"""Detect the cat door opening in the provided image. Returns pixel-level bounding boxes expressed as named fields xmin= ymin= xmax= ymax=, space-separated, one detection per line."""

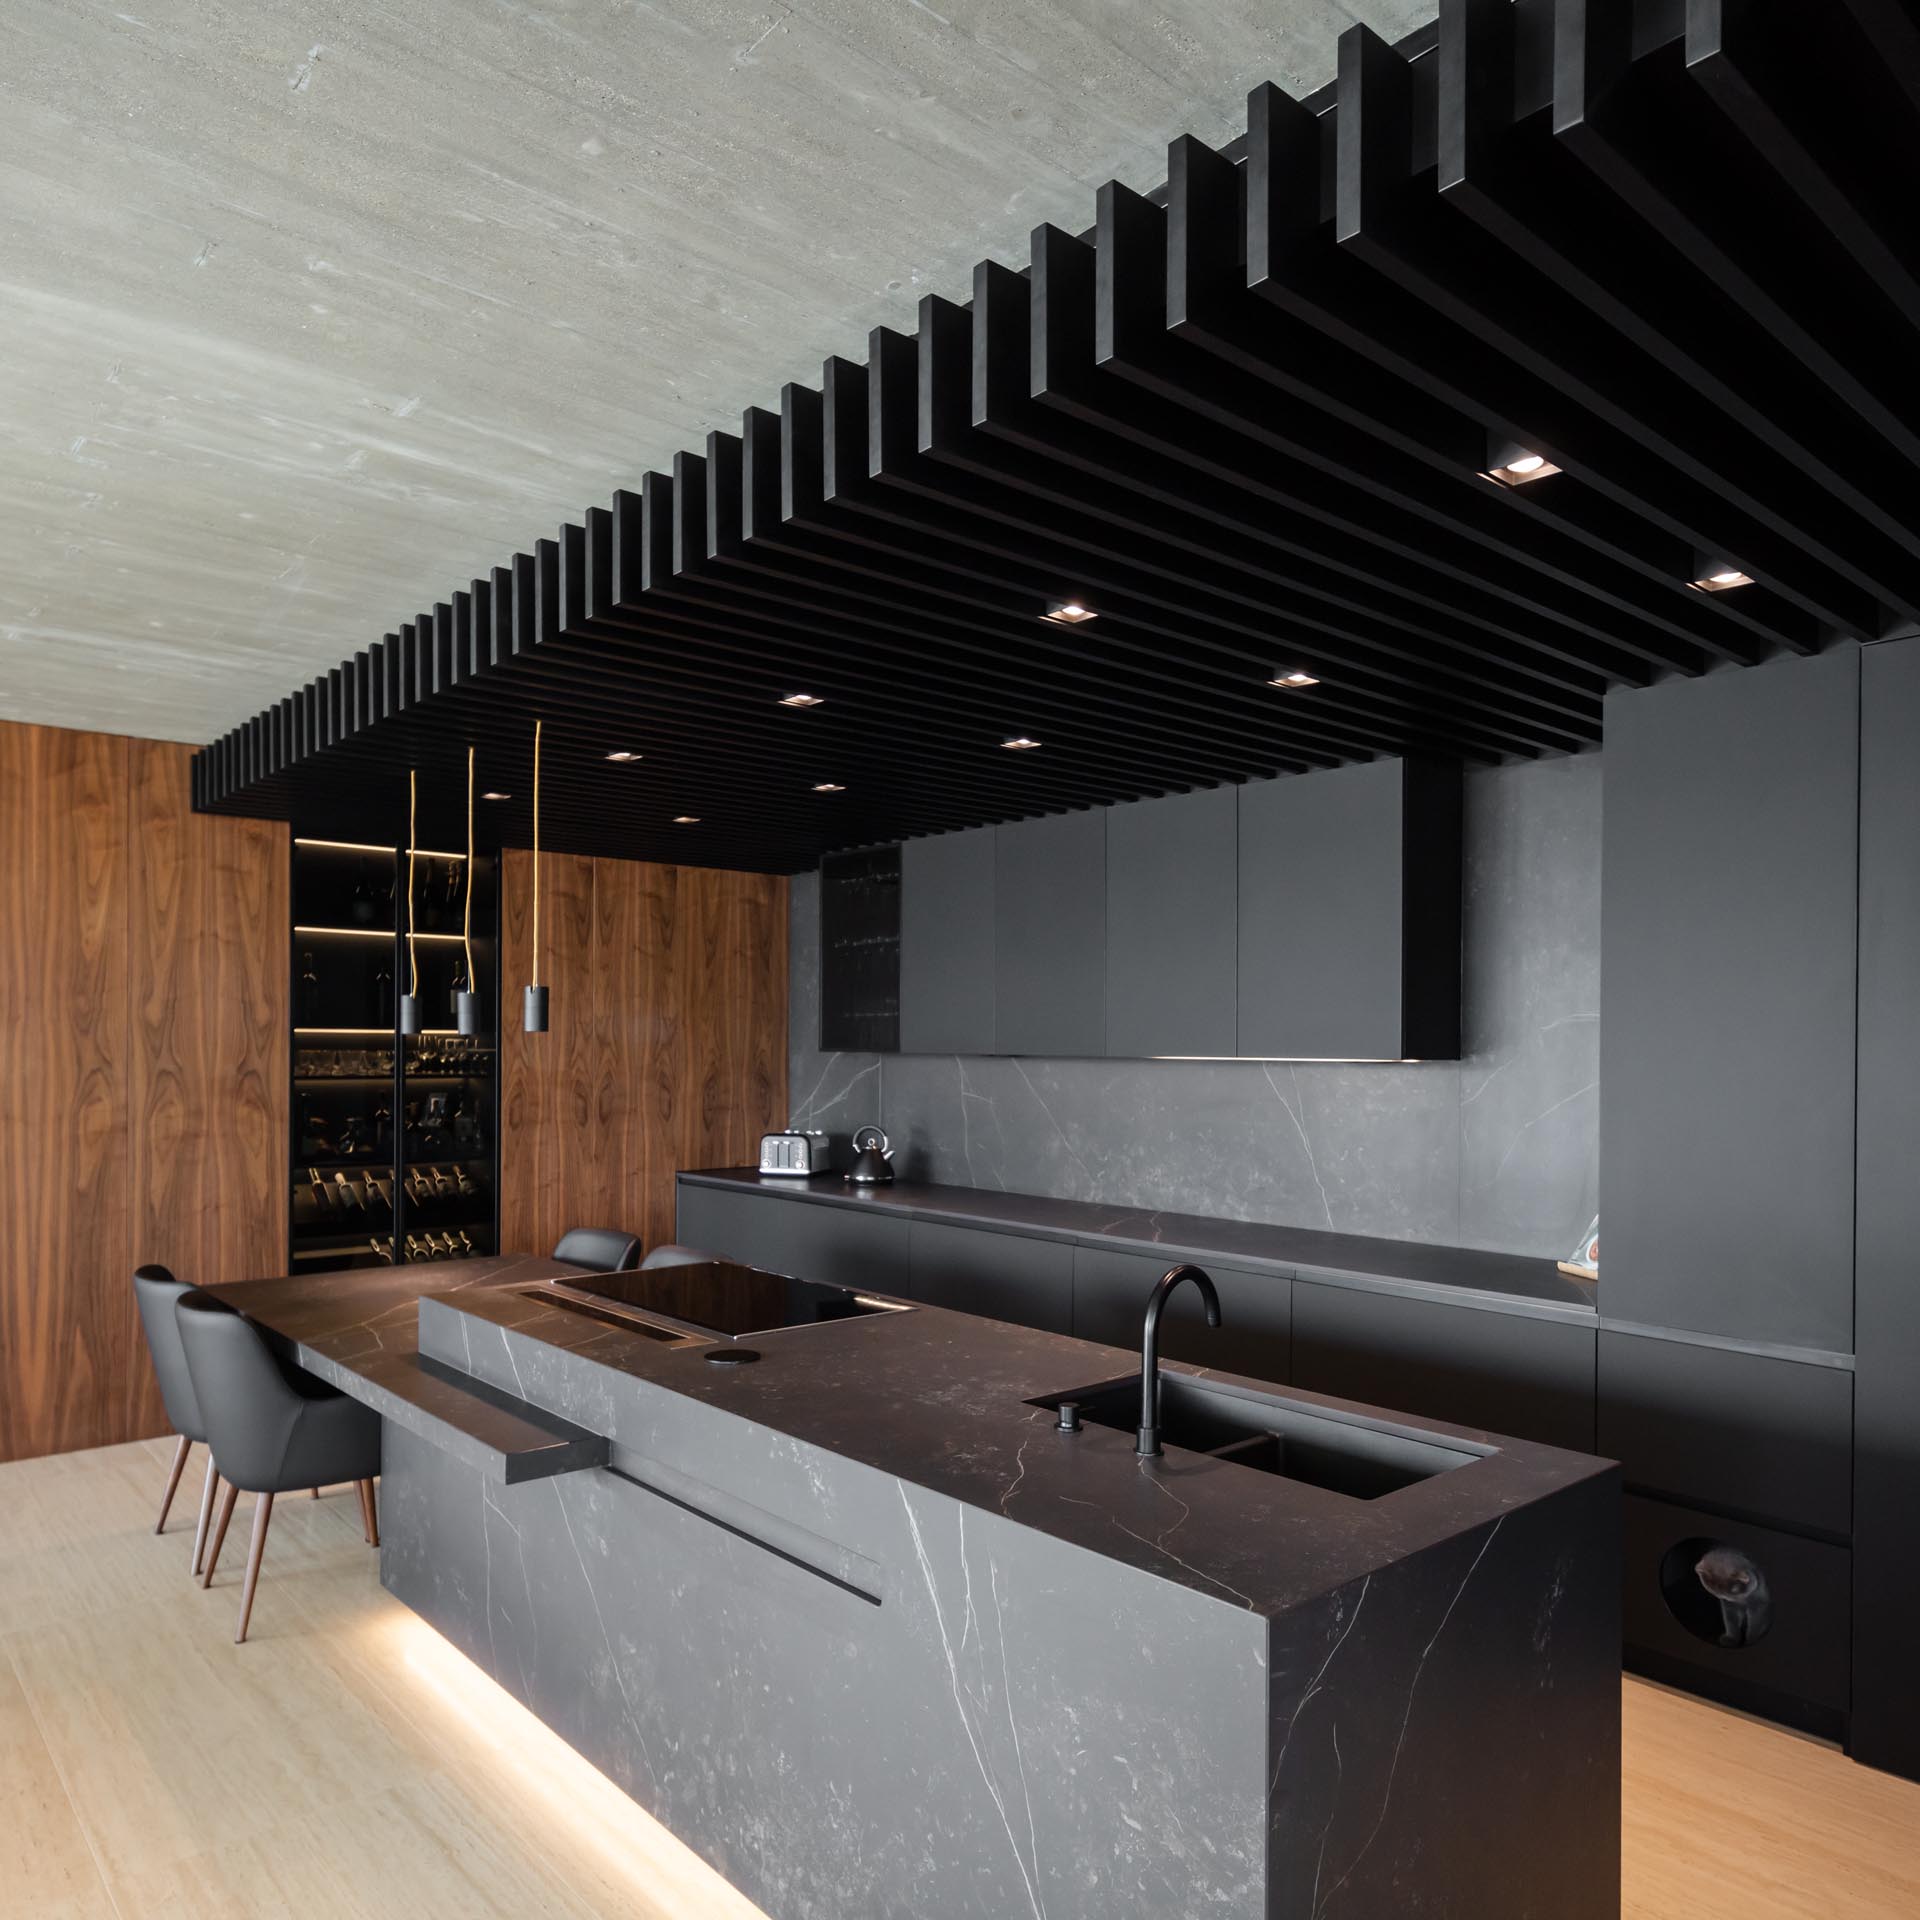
xmin=1659 ymin=1537 xmax=1773 ymax=1649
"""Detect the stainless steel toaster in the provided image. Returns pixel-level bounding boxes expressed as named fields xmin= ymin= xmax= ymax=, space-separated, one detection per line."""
xmin=759 ymin=1129 xmax=831 ymax=1176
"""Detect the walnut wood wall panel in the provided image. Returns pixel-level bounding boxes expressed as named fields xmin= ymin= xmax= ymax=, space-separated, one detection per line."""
xmin=499 ymin=851 xmax=786 ymax=1261
xmin=0 ymin=725 xmax=287 ymax=1465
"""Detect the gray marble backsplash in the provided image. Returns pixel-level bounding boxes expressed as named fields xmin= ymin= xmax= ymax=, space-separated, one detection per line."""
xmin=787 ymin=753 xmax=1600 ymax=1260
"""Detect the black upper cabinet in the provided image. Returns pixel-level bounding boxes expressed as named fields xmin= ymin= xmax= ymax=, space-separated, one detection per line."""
xmin=1237 ymin=760 xmax=1461 ymax=1061
xmin=820 ymin=848 xmax=900 ymax=1052
xmin=994 ymin=812 xmax=1106 ymax=1057
xmin=899 ymin=828 xmax=995 ymax=1055
xmin=1104 ymin=787 xmax=1237 ymax=1059
xmin=1599 ymin=650 xmax=1859 ymax=1351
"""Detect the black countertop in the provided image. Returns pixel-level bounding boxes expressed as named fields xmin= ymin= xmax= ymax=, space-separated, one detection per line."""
xmin=678 ymin=1168 xmax=1598 ymax=1321
xmin=204 ymin=1254 xmax=609 ymax=1483
xmin=425 ymin=1262 xmax=1613 ymax=1620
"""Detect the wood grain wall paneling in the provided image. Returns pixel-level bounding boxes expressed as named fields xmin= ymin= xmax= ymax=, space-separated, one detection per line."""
xmin=500 ymin=851 xmax=787 ymax=1262
xmin=1 ymin=723 xmax=286 ymax=1465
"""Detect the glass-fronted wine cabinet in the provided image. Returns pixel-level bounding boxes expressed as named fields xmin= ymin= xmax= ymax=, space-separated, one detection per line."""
xmin=290 ymin=837 xmax=500 ymax=1273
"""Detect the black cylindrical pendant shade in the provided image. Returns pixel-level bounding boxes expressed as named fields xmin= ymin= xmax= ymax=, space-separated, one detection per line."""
xmin=455 ymin=989 xmax=481 ymax=1038
xmin=523 ymin=984 xmax=549 ymax=1033
xmin=399 ymin=992 xmax=423 ymax=1036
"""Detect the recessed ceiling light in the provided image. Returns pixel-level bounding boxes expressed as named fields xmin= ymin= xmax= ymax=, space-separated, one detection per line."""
xmin=812 ymin=782 xmax=846 ymax=793
xmin=778 ymin=692 xmax=825 ymax=708
xmin=481 ymin=790 xmax=511 ymax=801
xmin=1001 ymin=735 xmax=1043 ymax=751
xmin=1481 ymin=438 xmax=1562 ymax=488
xmin=1042 ymin=599 xmax=1097 ymax=624
xmin=673 ymin=815 xmax=700 ymax=824
xmin=1267 ymin=669 xmax=1320 ymax=689
xmin=1690 ymin=556 xmax=1755 ymax=592
xmin=604 ymin=749 xmax=641 ymax=762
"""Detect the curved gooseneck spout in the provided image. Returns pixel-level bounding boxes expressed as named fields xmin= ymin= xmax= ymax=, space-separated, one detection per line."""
xmin=1137 ymin=1264 xmax=1222 ymax=1457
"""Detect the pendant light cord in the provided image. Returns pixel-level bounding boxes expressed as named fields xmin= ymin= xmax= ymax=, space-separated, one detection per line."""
xmin=463 ymin=746 xmax=475 ymax=991
xmin=406 ymin=769 xmax=418 ymax=996
xmin=531 ymin=719 xmax=542 ymax=989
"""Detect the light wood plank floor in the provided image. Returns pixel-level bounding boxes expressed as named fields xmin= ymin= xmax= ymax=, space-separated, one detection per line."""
xmin=3 ymin=1438 xmax=1915 ymax=1919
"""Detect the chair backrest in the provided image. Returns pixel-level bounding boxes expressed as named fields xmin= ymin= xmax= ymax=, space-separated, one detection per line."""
xmin=639 ymin=1243 xmax=723 ymax=1271
xmin=552 ymin=1227 xmax=644 ymax=1272
xmin=133 ymin=1264 xmax=205 ymax=1442
xmin=174 ymin=1290 xmax=313 ymax=1493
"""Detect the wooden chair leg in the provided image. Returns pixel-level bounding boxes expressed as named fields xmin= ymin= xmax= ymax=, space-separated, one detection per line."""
xmin=190 ymin=1457 xmax=221 ymax=1576
xmin=155 ymin=1434 xmax=192 ymax=1535
xmin=357 ymin=1478 xmax=379 ymax=1549
xmin=311 ymin=1487 xmax=322 ymax=1499
xmin=236 ymin=1492 xmax=274 ymax=1644
xmin=201 ymin=1481 xmax=239 ymax=1588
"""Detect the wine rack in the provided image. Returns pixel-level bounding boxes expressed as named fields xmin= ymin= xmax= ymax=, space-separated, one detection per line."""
xmin=289 ymin=838 xmax=500 ymax=1274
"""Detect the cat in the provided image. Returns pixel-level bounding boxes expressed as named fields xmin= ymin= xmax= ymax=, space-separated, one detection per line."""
xmin=1694 ymin=1545 xmax=1772 ymax=1647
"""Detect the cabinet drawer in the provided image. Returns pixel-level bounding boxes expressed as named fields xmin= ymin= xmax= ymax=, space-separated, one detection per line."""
xmin=1292 ymin=1283 xmax=1596 ymax=1453
xmin=1599 ymin=1333 xmax=1852 ymax=1539
xmin=1071 ymin=1246 xmax=1290 ymax=1386
xmin=1622 ymin=1493 xmax=1850 ymax=1720
xmin=908 ymin=1220 xmax=1072 ymax=1334
xmin=674 ymin=1187 xmax=911 ymax=1297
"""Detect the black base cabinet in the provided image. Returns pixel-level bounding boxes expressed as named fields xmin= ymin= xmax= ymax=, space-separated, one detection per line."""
xmin=1621 ymin=1494 xmax=1851 ymax=1740
xmin=673 ymin=1183 xmax=909 ymax=1296
xmin=1071 ymin=1246 xmax=1291 ymax=1385
xmin=1291 ymin=1283 xmax=1596 ymax=1455
xmin=907 ymin=1220 xmax=1073 ymax=1334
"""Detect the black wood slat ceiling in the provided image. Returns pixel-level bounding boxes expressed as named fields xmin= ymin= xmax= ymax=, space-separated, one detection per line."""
xmin=194 ymin=0 xmax=1920 ymax=873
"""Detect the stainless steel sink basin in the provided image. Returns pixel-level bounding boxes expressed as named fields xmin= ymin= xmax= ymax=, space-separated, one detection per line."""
xmin=1029 ymin=1374 xmax=1484 ymax=1500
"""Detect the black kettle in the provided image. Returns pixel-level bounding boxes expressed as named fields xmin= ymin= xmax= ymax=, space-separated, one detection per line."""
xmin=848 ymin=1125 xmax=895 ymax=1185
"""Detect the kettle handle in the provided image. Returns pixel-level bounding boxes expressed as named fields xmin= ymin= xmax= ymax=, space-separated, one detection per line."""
xmin=853 ymin=1124 xmax=888 ymax=1154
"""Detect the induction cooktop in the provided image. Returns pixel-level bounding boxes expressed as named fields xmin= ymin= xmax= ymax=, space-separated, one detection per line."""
xmin=534 ymin=1260 xmax=910 ymax=1343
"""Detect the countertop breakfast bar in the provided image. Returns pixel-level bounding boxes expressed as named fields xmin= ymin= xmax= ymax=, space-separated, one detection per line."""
xmin=206 ymin=1251 xmax=1621 ymax=1919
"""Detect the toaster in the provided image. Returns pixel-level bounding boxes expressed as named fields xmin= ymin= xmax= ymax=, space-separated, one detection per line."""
xmin=759 ymin=1129 xmax=832 ymax=1176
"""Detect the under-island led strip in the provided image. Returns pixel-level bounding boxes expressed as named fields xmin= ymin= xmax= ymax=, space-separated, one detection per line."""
xmin=294 ymin=925 xmax=464 ymax=942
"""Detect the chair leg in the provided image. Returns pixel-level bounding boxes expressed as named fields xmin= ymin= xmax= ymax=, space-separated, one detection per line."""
xmin=311 ymin=1486 xmax=322 ymax=1499
xmin=201 ymin=1481 xmax=239 ymax=1588
xmin=190 ymin=1457 xmax=220 ymax=1576
xmin=357 ymin=1478 xmax=379 ymax=1549
xmin=155 ymin=1435 xmax=191 ymax=1535
xmin=236 ymin=1492 xmax=274 ymax=1644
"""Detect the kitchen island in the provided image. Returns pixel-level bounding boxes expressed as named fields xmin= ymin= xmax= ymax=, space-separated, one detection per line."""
xmin=210 ymin=1254 xmax=1620 ymax=1919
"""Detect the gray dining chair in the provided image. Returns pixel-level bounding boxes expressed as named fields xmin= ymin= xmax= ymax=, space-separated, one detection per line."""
xmin=552 ymin=1227 xmax=644 ymax=1271
xmin=639 ymin=1243 xmax=722 ymax=1270
xmin=132 ymin=1263 xmax=224 ymax=1575
xmin=174 ymin=1290 xmax=382 ymax=1643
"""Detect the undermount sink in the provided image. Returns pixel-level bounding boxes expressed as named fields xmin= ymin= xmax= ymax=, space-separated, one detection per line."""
xmin=1029 ymin=1374 xmax=1484 ymax=1500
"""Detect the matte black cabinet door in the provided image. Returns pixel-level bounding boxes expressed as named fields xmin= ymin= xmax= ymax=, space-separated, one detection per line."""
xmin=674 ymin=1186 xmax=911 ymax=1297
xmin=1853 ymin=634 xmax=1920 ymax=1780
xmin=1622 ymin=1493 xmax=1850 ymax=1727
xmin=1071 ymin=1246 xmax=1290 ymax=1384
xmin=1600 ymin=650 xmax=1858 ymax=1350
xmin=908 ymin=1220 xmax=1073 ymax=1334
xmin=900 ymin=828 xmax=995 ymax=1054
xmin=1598 ymin=1333 xmax=1852 ymax=1541
xmin=1291 ymin=1283 xmax=1596 ymax=1453
xmin=1104 ymin=788 xmax=1237 ymax=1058
xmin=994 ymin=813 xmax=1106 ymax=1057
xmin=1237 ymin=760 xmax=1461 ymax=1061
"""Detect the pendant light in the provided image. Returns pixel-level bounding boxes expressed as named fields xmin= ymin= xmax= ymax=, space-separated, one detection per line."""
xmin=523 ymin=719 xmax=549 ymax=1033
xmin=399 ymin=769 xmax=423 ymax=1036
xmin=455 ymin=746 xmax=481 ymax=1037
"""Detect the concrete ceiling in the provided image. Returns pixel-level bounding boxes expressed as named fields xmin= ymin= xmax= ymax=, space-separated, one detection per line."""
xmin=1 ymin=0 xmax=1427 ymax=744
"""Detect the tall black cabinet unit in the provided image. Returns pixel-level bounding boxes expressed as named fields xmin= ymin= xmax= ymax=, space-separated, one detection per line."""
xmin=1854 ymin=636 xmax=1920 ymax=1783
xmin=289 ymin=837 xmax=500 ymax=1274
xmin=1598 ymin=648 xmax=1865 ymax=1749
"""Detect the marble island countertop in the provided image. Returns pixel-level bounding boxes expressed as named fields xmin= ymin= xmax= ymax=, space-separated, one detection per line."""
xmin=417 ymin=1260 xmax=1612 ymax=1624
